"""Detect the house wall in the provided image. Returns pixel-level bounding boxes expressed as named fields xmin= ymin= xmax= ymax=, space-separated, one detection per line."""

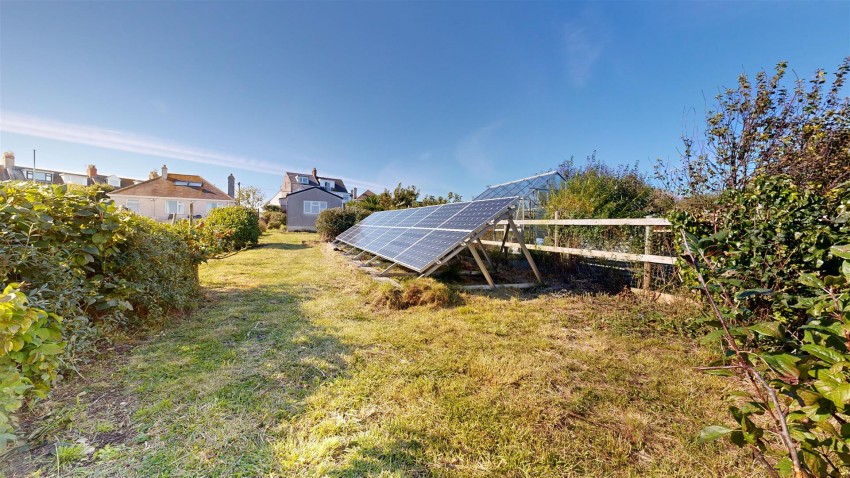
xmin=109 ymin=194 xmax=235 ymax=221
xmin=286 ymin=188 xmax=343 ymax=232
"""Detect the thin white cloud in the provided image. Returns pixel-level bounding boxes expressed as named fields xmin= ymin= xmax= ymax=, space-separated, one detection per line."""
xmin=563 ymin=10 xmax=609 ymax=87
xmin=455 ymin=122 xmax=502 ymax=177
xmin=0 ymin=111 xmax=386 ymax=191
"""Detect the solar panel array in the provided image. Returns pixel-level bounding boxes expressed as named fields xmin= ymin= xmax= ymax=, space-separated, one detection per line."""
xmin=336 ymin=197 xmax=517 ymax=273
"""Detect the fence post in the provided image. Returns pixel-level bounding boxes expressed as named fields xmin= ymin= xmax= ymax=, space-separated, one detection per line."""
xmin=554 ymin=211 xmax=559 ymax=247
xmin=643 ymin=219 xmax=652 ymax=291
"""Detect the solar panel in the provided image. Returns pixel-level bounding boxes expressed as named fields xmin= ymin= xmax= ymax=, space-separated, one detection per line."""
xmin=336 ymin=197 xmax=518 ymax=273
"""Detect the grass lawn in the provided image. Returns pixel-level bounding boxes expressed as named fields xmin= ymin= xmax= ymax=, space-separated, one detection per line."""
xmin=2 ymin=231 xmax=760 ymax=477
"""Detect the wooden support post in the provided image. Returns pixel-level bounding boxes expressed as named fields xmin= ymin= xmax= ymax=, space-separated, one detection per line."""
xmin=643 ymin=223 xmax=652 ymax=291
xmin=468 ymin=243 xmax=495 ymax=289
xmin=379 ymin=263 xmax=397 ymax=277
xmin=499 ymin=225 xmax=511 ymax=255
xmin=189 ymin=203 xmax=194 ymax=226
xmin=507 ymin=217 xmax=544 ymax=285
xmin=553 ymin=211 xmax=559 ymax=247
xmin=475 ymin=237 xmax=494 ymax=270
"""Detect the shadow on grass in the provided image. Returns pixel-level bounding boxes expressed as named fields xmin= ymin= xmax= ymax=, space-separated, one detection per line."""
xmin=123 ymin=282 xmax=432 ymax=477
xmin=258 ymin=242 xmax=310 ymax=250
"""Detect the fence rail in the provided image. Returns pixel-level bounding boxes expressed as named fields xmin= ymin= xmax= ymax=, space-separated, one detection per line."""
xmin=495 ymin=218 xmax=671 ymax=227
xmin=485 ymin=216 xmax=678 ymax=290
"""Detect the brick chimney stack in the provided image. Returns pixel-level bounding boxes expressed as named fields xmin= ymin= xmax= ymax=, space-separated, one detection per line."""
xmin=161 ymin=164 xmax=168 ymax=179
xmin=86 ymin=164 xmax=98 ymax=178
xmin=312 ymin=167 xmax=317 ymax=179
xmin=228 ymin=173 xmax=235 ymax=197
xmin=2 ymin=151 xmax=14 ymax=170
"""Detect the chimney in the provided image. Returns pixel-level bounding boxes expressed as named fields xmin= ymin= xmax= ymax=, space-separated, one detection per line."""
xmin=86 ymin=164 xmax=98 ymax=178
xmin=228 ymin=173 xmax=235 ymax=197
xmin=161 ymin=164 xmax=168 ymax=179
xmin=312 ymin=167 xmax=317 ymax=178
xmin=352 ymin=187 xmax=357 ymax=199
xmin=2 ymin=151 xmax=14 ymax=170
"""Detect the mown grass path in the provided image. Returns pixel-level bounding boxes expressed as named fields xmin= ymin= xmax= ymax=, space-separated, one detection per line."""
xmin=3 ymin=231 xmax=759 ymax=477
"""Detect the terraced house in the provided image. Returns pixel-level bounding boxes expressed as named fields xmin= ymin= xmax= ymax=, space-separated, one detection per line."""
xmin=0 ymin=151 xmax=140 ymax=187
xmin=108 ymin=165 xmax=235 ymax=221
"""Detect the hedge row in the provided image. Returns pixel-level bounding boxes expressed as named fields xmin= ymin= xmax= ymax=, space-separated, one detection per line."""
xmin=315 ymin=206 xmax=371 ymax=241
xmin=0 ymin=183 xmax=259 ymax=448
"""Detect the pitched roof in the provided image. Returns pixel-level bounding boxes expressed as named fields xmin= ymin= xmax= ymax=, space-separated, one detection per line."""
xmin=358 ymin=189 xmax=377 ymax=197
xmin=0 ymin=166 xmax=139 ymax=187
xmin=109 ymin=173 xmax=233 ymax=200
xmin=285 ymin=171 xmax=348 ymax=194
xmin=285 ymin=186 xmax=343 ymax=200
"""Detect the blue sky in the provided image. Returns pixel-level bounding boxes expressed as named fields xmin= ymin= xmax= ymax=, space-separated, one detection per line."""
xmin=1 ymin=1 xmax=848 ymax=201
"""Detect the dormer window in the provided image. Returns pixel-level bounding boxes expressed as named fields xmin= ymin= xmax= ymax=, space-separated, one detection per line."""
xmin=321 ymin=180 xmax=335 ymax=190
xmin=107 ymin=176 xmax=121 ymax=187
xmin=297 ymin=176 xmax=309 ymax=184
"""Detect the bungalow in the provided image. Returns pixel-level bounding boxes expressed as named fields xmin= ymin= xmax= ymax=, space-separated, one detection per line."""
xmin=108 ymin=165 xmax=235 ymax=221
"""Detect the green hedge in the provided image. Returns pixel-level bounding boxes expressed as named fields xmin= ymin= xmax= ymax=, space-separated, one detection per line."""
xmin=315 ymin=207 xmax=371 ymax=241
xmin=205 ymin=206 xmax=260 ymax=250
xmin=0 ymin=182 xmax=235 ymax=449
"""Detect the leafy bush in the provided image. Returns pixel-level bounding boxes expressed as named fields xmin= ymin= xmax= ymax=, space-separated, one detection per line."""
xmin=205 ymin=206 xmax=260 ymax=250
xmin=315 ymin=207 xmax=371 ymax=241
xmin=0 ymin=183 xmax=217 ymax=445
xmin=672 ymin=175 xmax=850 ymax=477
xmin=111 ymin=217 xmax=201 ymax=321
xmin=263 ymin=211 xmax=285 ymax=229
xmin=0 ymin=284 xmax=63 ymax=451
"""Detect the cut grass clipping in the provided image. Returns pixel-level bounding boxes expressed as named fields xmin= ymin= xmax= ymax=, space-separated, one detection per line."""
xmin=369 ymin=277 xmax=452 ymax=310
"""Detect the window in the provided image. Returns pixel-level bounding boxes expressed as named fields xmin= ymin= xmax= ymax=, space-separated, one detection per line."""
xmin=297 ymin=176 xmax=309 ymax=184
xmin=321 ymin=180 xmax=334 ymax=190
xmin=303 ymin=200 xmax=327 ymax=215
xmin=166 ymin=200 xmax=184 ymax=215
xmin=126 ymin=199 xmax=140 ymax=213
xmin=107 ymin=176 xmax=122 ymax=187
xmin=208 ymin=202 xmax=224 ymax=213
xmin=26 ymin=170 xmax=53 ymax=182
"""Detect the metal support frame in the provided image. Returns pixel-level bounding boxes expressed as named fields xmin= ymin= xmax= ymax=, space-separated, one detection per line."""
xmin=353 ymin=250 xmax=367 ymax=260
xmin=468 ymin=242 xmax=495 ymax=288
xmin=362 ymin=255 xmax=380 ymax=267
xmin=499 ymin=226 xmax=511 ymax=255
xmin=507 ymin=216 xmax=544 ymax=285
xmin=379 ymin=263 xmax=397 ymax=277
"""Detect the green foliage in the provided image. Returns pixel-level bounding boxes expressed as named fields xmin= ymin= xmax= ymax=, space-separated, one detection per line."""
xmin=234 ymin=185 xmax=265 ymax=212
xmin=348 ymin=184 xmax=462 ymax=212
xmin=550 ymin=154 xmax=666 ymax=220
xmin=0 ymin=284 xmax=63 ymax=451
xmin=262 ymin=210 xmax=286 ymax=229
xmin=0 ymin=182 xmax=215 ymax=445
xmin=205 ymin=206 xmax=260 ymax=250
xmin=658 ymin=59 xmax=850 ymax=207
xmin=673 ymin=175 xmax=850 ymax=477
xmin=263 ymin=204 xmax=282 ymax=213
xmin=112 ymin=217 xmax=201 ymax=321
xmin=65 ymin=183 xmax=116 ymax=200
xmin=315 ymin=207 xmax=371 ymax=241
xmin=545 ymin=154 xmax=671 ymax=253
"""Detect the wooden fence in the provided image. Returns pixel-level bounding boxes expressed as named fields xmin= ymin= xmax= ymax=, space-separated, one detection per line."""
xmin=478 ymin=216 xmax=676 ymax=290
